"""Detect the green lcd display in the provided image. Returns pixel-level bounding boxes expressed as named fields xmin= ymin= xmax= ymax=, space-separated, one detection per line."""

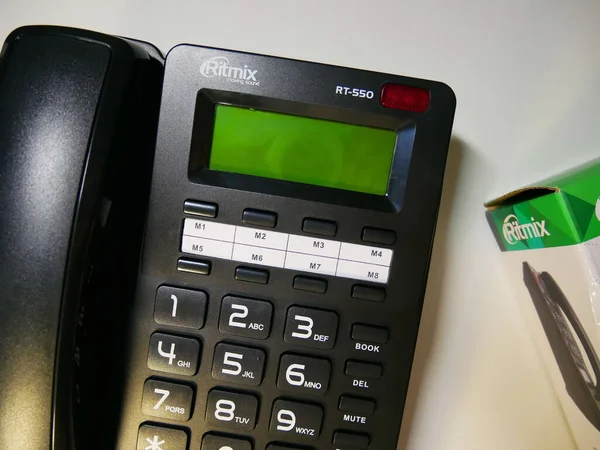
xmin=208 ymin=105 xmax=396 ymax=195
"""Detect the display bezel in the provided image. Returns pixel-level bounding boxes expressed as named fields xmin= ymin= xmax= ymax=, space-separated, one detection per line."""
xmin=189 ymin=89 xmax=415 ymax=212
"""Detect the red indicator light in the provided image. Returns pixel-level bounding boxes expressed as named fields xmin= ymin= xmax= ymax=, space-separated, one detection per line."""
xmin=380 ymin=83 xmax=430 ymax=112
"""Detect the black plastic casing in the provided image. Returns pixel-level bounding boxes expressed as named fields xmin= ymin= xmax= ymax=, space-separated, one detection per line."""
xmin=117 ymin=45 xmax=456 ymax=449
xmin=0 ymin=26 xmax=163 ymax=450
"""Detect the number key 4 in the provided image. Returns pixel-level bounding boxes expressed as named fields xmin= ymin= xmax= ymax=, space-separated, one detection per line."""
xmin=147 ymin=332 xmax=200 ymax=376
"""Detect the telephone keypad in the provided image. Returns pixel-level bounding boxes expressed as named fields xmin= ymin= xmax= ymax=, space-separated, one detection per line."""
xmin=277 ymin=353 xmax=331 ymax=395
xmin=137 ymin=424 xmax=188 ymax=450
xmin=206 ymin=389 xmax=259 ymax=430
xmin=154 ymin=285 xmax=207 ymax=329
xmin=219 ymin=296 xmax=273 ymax=339
xmin=284 ymin=306 xmax=339 ymax=349
xmin=145 ymin=215 xmax=389 ymax=447
xmin=141 ymin=379 xmax=194 ymax=421
xmin=212 ymin=342 xmax=266 ymax=386
xmin=269 ymin=399 xmax=323 ymax=440
xmin=147 ymin=332 xmax=200 ymax=376
xmin=201 ymin=433 xmax=252 ymax=450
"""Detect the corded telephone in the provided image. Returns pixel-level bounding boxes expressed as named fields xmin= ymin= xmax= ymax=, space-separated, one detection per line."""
xmin=523 ymin=262 xmax=600 ymax=431
xmin=0 ymin=25 xmax=456 ymax=450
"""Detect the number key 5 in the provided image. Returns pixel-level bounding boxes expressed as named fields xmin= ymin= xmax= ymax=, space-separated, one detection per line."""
xmin=212 ymin=342 xmax=266 ymax=386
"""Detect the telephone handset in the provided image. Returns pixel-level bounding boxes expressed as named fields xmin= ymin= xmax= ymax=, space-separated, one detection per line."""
xmin=0 ymin=25 xmax=455 ymax=450
xmin=0 ymin=26 xmax=164 ymax=449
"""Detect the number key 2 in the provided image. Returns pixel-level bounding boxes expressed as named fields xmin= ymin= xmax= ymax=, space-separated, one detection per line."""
xmin=212 ymin=342 xmax=266 ymax=386
xmin=284 ymin=306 xmax=338 ymax=349
xmin=219 ymin=296 xmax=273 ymax=339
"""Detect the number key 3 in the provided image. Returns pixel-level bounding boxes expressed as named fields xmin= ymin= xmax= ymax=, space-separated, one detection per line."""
xmin=284 ymin=306 xmax=338 ymax=349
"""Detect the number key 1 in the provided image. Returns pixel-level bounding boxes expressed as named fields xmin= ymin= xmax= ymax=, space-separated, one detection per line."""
xmin=154 ymin=285 xmax=207 ymax=329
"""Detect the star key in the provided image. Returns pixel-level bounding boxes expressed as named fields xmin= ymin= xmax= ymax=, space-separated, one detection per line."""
xmin=145 ymin=435 xmax=165 ymax=450
xmin=137 ymin=425 xmax=188 ymax=450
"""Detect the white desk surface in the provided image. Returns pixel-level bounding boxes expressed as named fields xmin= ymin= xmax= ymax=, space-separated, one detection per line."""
xmin=4 ymin=1 xmax=600 ymax=448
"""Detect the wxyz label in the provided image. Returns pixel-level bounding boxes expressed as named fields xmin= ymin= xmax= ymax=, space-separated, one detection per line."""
xmin=295 ymin=427 xmax=315 ymax=436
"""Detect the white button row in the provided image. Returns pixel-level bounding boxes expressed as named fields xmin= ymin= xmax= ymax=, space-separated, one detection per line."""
xmin=181 ymin=235 xmax=391 ymax=283
xmin=180 ymin=219 xmax=393 ymax=284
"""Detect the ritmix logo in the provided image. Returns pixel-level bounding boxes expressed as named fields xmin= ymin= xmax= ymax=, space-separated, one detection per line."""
xmin=200 ymin=56 xmax=259 ymax=86
xmin=502 ymin=214 xmax=550 ymax=245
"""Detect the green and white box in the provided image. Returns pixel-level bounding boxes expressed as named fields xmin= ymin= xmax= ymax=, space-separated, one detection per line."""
xmin=486 ymin=161 xmax=600 ymax=449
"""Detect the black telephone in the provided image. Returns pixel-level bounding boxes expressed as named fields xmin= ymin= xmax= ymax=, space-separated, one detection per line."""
xmin=523 ymin=262 xmax=600 ymax=431
xmin=0 ymin=26 xmax=456 ymax=450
